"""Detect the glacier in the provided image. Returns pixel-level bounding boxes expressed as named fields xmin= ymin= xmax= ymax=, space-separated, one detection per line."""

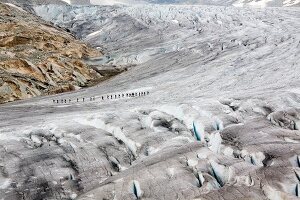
xmin=0 ymin=3 xmax=299 ymax=200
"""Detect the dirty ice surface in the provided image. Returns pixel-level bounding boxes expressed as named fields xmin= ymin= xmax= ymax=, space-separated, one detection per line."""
xmin=0 ymin=4 xmax=300 ymax=200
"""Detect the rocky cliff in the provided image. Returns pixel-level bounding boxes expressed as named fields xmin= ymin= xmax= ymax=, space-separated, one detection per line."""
xmin=0 ymin=3 xmax=104 ymax=104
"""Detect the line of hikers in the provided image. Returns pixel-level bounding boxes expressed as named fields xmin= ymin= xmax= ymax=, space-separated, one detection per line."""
xmin=53 ymin=91 xmax=150 ymax=104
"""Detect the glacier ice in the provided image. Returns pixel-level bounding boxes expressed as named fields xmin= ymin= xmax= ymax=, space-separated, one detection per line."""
xmin=0 ymin=3 xmax=299 ymax=200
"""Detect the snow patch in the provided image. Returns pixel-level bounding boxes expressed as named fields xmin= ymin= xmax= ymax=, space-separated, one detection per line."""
xmin=5 ymin=3 xmax=26 ymax=12
xmin=86 ymin=29 xmax=103 ymax=38
xmin=0 ymin=178 xmax=11 ymax=189
xmin=60 ymin=0 xmax=71 ymax=4
xmin=187 ymin=159 xmax=198 ymax=167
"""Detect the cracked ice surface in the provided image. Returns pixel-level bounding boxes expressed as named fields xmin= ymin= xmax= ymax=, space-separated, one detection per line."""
xmin=0 ymin=4 xmax=299 ymax=200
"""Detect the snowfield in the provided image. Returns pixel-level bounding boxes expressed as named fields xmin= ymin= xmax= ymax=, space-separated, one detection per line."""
xmin=0 ymin=4 xmax=300 ymax=200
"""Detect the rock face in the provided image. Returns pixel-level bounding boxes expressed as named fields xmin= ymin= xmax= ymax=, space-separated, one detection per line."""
xmin=0 ymin=3 xmax=104 ymax=104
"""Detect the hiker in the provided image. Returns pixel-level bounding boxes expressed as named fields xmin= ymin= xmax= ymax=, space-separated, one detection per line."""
xmin=83 ymin=98 xmax=85 ymax=102
xmin=64 ymin=99 xmax=67 ymax=103
xmin=122 ymin=94 xmax=124 ymax=97
xmin=147 ymin=91 xmax=150 ymax=95
xmin=115 ymin=95 xmax=117 ymax=99
xmin=57 ymin=100 xmax=59 ymax=103
xmin=102 ymin=96 xmax=104 ymax=100
xmin=77 ymin=98 xmax=79 ymax=102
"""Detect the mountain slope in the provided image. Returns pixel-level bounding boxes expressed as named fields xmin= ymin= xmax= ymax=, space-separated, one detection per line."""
xmin=0 ymin=3 xmax=105 ymax=103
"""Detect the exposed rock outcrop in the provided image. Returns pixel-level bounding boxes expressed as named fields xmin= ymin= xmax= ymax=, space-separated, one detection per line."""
xmin=0 ymin=3 xmax=104 ymax=103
